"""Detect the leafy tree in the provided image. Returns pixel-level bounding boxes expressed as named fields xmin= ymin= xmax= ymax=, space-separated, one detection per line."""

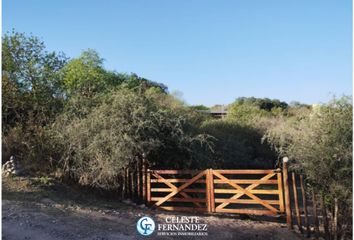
xmin=2 ymin=31 xmax=67 ymax=168
xmin=189 ymin=105 xmax=210 ymax=111
xmin=61 ymin=49 xmax=168 ymax=97
xmin=227 ymin=97 xmax=289 ymax=124
xmin=61 ymin=49 xmax=123 ymax=96
xmin=2 ymin=31 xmax=67 ymax=130
xmin=120 ymin=73 xmax=168 ymax=93
xmin=231 ymin=97 xmax=288 ymax=111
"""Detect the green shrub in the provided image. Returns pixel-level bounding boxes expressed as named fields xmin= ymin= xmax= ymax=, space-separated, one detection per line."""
xmin=200 ymin=119 xmax=277 ymax=169
xmin=264 ymin=97 xmax=352 ymax=237
xmin=2 ymin=124 xmax=58 ymax=173
xmin=53 ymin=88 xmax=213 ymax=190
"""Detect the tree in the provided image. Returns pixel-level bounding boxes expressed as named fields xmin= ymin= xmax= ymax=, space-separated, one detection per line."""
xmin=120 ymin=73 xmax=168 ymax=93
xmin=189 ymin=105 xmax=210 ymax=111
xmin=227 ymin=97 xmax=289 ymax=124
xmin=2 ymin=31 xmax=67 ymax=169
xmin=2 ymin=30 xmax=67 ymax=130
xmin=230 ymin=97 xmax=288 ymax=111
xmin=61 ymin=49 xmax=122 ymax=96
xmin=61 ymin=49 xmax=168 ymax=97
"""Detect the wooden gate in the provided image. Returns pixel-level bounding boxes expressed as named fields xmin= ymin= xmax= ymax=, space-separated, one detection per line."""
xmin=148 ymin=170 xmax=208 ymax=212
xmin=147 ymin=168 xmax=285 ymax=216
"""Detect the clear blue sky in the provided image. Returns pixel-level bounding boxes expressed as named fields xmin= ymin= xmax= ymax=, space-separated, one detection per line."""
xmin=3 ymin=0 xmax=352 ymax=106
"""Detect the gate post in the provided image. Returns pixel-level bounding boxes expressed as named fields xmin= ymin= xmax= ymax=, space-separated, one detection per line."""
xmin=142 ymin=154 xmax=147 ymax=204
xmin=206 ymin=169 xmax=211 ymax=213
xmin=206 ymin=169 xmax=215 ymax=213
xmin=276 ymin=169 xmax=285 ymax=213
xmin=146 ymin=168 xmax=151 ymax=205
xmin=137 ymin=159 xmax=141 ymax=202
xmin=209 ymin=169 xmax=215 ymax=213
xmin=282 ymin=157 xmax=293 ymax=229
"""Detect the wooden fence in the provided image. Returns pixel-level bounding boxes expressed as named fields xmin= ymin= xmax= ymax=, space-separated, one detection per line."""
xmin=121 ymin=156 xmax=337 ymax=239
xmin=282 ymin=157 xmax=335 ymax=239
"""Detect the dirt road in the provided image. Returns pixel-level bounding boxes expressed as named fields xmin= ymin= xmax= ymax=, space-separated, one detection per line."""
xmin=2 ymin=199 xmax=305 ymax=240
xmin=2 ymin=177 xmax=305 ymax=240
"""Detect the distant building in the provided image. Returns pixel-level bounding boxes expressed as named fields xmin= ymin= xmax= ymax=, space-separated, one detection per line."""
xmin=197 ymin=105 xmax=228 ymax=119
xmin=209 ymin=109 xmax=228 ymax=119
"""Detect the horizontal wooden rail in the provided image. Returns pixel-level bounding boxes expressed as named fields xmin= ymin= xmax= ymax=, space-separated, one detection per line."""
xmin=151 ymin=188 xmax=278 ymax=194
xmin=151 ymin=179 xmax=205 ymax=183
xmin=150 ymin=169 xmax=279 ymax=175
xmin=151 ymin=179 xmax=278 ymax=184
xmin=157 ymin=206 xmax=206 ymax=212
xmin=214 ymin=169 xmax=280 ymax=174
xmin=214 ymin=179 xmax=278 ymax=184
xmin=214 ymin=189 xmax=279 ymax=194
xmin=215 ymin=208 xmax=278 ymax=215
xmin=151 ymin=197 xmax=206 ymax=203
xmin=150 ymin=170 xmax=202 ymax=174
xmin=151 ymin=188 xmax=206 ymax=193
xmin=214 ymin=198 xmax=280 ymax=205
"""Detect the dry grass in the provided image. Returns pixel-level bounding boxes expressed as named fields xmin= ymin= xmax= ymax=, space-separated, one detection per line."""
xmin=2 ymin=176 xmax=129 ymax=211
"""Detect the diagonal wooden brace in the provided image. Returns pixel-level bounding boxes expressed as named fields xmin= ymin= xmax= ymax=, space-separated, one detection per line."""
xmin=151 ymin=172 xmax=202 ymax=207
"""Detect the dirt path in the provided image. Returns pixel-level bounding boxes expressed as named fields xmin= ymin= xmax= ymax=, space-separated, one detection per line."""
xmin=2 ymin=199 xmax=304 ymax=240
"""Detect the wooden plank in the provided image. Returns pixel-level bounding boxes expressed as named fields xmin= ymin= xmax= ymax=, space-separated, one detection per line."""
xmin=214 ymin=179 xmax=278 ymax=184
xmin=147 ymin=169 xmax=151 ymax=204
xmin=150 ymin=179 xmax=277 ymax=184
xmin=150 ymin=179 xmax=206 ymax=183
xmin=333 ymin=198 xmax=338 ymax=240
xmin=120 ymin=174 xmax=124 ymax=199
xmin=137 ymin=160 xmax=141 ymax=201
xmin=150 ymin=197 xmax=206 ymax=203
xmin=216 ymin=173 xmax=276 ymax=210
xmin=206 ymin=169 xmax=211 ymax=212
xmin=152 ymin=170 xmax=201 ymax=174
xmin=277 ymin=172 xmax=285 ymax=213
xmin=320 ymin=194 xmax=330 ymax=240
xmin=131 ymin=169 xmax=135 ymax=201
xmin=122 ymin=168 xmax=126 ymax=199
xmin=215 ymin=208 xmax=277 ymax=216
xmin=214 ymin=199 xmax=280 ymax=205
xmin=151 ymin=188 xmax=206 ymax=193
xmin=282 ymin=157 xmax=293 ymax=229
xmin=213 ymin=171 xmax=279 ymax=213
xmin=151 ymin=172 xmax=202 ymax=208
xmin=213 ymin=169 xmax=276 ymax=174
xmin=152 ymin=188 xmax=279 ymax=194
xmin=127 ymin=168 xmax=132 ymax=199
xmin=209 ymin=169 xmax=215 ymax=212
xmin=152 ymin=170 xmax=206 ymax=208
xmin=300 ymin=175 xmax=310 ymax=238
xmin=214 ymin=189 xmax=279 ymax=194
xmin=142 ymin=158 xmax=146 ymax=203
xmin=292 ymin=172 xmax=303 ymax=233
xmin=157 ymin=206 xmax=206 ymax=212
xmin=312 ymin=191 xmax=320 ymax=239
